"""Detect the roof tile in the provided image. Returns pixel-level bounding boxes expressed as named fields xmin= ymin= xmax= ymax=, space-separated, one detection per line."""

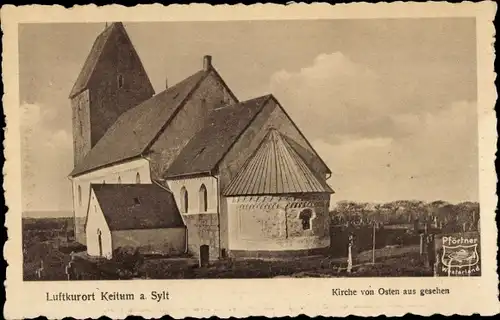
xmin=223 ymin=129 xmax=334 ymax=196
xmin=70 ymin=70 xmax=208 ymax=176
xmin=164 ymin=95 xmax=272 ymax=178
xmin=92 ymin=183 xmax=184 ymax=231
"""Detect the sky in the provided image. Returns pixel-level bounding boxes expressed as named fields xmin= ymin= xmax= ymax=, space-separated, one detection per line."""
xmin=19 ymin=18 xmax=478 ymax=213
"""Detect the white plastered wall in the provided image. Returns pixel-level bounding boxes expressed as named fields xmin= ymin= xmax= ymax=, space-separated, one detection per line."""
xmin=85 ymin=188 xmax=113 ymax=259
xmin=166 ymin=176 xmax=218 ymax=214
xmin=71 ymin=158 xmax=152 ymax=229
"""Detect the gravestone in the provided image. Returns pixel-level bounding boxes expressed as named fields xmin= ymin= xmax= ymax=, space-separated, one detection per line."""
xmin=199 ymin=245 xmax=209 ymax=268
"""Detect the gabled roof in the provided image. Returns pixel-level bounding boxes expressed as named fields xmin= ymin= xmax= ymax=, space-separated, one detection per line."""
xmin=70 ymin=69 xmax=208 ymax=176
xmin=70 ymin=22 xmax=131 ymax=98
xmin=92 ymin=184 xmax=184 ymax=231
xmin=269 ymin=95 xmax=332 ymax=175
xmin=223 ymin=129 xmax=334 ymax=196
xmin=164 ymin=95 xmax=272 ymax=178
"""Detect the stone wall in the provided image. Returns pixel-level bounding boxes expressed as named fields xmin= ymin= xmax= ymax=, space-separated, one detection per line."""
xmin=71 ymin=89 xmax=91 ymax=167
xmin=182 ymin=213 xmax=220 ymax=260
xmin=74 ymin=217 xmax=86 ymax=245
xmin=227 ymin=194 xmax=330 ymax=253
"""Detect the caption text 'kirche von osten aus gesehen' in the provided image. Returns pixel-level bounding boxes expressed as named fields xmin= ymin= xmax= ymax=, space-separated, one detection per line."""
xmin=332 ymin=287 xmax=450 ymax=297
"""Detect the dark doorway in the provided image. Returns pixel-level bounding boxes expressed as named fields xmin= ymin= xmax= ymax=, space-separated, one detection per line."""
xmin=199 ymin=245 xmax=209 ymax=267
xmin=97 ymin=229 xmax=103 ymax=257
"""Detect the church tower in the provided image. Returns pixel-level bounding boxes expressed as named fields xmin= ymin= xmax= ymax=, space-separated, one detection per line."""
xmin=69 ymin=22 xmax=155 ymax=166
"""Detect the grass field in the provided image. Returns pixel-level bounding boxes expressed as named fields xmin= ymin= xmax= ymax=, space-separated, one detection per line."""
xmin=63 ymin=244 xmax=429 ymax=280
xmin=23 ymin=216 xmax=432 ymax=280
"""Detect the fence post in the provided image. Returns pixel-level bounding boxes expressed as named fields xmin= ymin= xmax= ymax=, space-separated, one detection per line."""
xmin=371 ymin=223 xmax=376 ymax=264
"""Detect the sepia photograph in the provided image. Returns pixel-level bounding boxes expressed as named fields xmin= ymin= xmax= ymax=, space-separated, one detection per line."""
xmin=20 ymin=17 xmax=481 ymax=281
xmin=3 ymin=2 xmax=497 ymax=318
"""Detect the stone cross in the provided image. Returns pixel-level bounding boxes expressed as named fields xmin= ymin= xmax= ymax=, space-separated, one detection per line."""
xmin=419 ymin=233 xmax=425 ymax=256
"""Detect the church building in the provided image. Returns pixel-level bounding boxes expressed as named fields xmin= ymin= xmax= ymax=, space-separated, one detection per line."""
xmin=69 ymin=22 xmax=334 ymax=259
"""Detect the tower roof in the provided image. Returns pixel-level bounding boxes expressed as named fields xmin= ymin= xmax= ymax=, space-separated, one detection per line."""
xmin=69 ymin=22 xmax=153 ymax=98
xmin=223 ymin=129 xmax=334 ymax=196
xmin=70 ymin=22 xmax=118 ymax=98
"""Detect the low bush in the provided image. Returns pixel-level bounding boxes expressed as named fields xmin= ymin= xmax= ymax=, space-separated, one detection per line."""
xmin=110 ymin=246 xmax=145 ymax=278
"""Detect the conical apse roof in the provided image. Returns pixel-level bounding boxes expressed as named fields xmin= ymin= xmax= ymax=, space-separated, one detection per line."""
xmin=223 ymin=129 xmax=334 ymax=196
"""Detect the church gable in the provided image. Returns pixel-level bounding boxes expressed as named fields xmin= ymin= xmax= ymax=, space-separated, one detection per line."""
xmin=148 ymin=61 xmax=239 ymax=179
xmin=164 ymin=95 xmax=271 ymax=179
xmin=217 ymin=95 xmax=331 ymax=189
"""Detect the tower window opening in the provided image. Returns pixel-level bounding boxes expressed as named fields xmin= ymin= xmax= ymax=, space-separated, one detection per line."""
xmin=117 ymin=74 xmax=124 ymax=88
xmin=136 ymin=172 xmax=141 ymax=184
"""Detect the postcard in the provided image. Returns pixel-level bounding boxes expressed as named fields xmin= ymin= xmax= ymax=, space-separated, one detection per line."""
xmin=2 ymin=2 xmax=498 ymax=318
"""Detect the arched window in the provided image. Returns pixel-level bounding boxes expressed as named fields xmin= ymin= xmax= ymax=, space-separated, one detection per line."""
xmin=180 ymin=187 xmax=188 ymax=213
xmin=78 ymin=185 xmax=82 ymax=206
xmin=199 ymin=184 xmax=208 ymax=212
xmin=117 ymin=176 xmax=122 ymax=184
xmin=102 ymin=180 xmax=106 ymax=184
xmin=136 ymin=172 xmax=141 ymax=184
xmin=299 ymin=209 xmax=313 ymax=230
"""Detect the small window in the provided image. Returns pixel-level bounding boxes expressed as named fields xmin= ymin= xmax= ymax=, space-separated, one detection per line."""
xmin=102 ymin=180 xmax=106 ymax=184
xmin=136 ymin=172 xmax=141 ymax=184
xmin=78 ymin=185 xmax=82 ymax=206
xmin=199 ymin=184 xmax=208 ymax=212
xmin=299 ymin=209 xmax=313 ymax=230
xmin=133 ymin=197 xmax=141 ymax=205
xmin=117 ymin=176 xmax=122 ymax=184
xmin=180 ymin=187 xmax=188 ymax=213
xmin=117 ymin=74 xmax=124 ymax=88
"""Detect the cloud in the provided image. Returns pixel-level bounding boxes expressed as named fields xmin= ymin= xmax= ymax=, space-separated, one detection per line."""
xmin=270 ymin=52 xmax=394 ymax=142
xmin=20 ymin=103 xmax=73 ymax=211
xmin=311 ymin=100 xmax=478 ymax=203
